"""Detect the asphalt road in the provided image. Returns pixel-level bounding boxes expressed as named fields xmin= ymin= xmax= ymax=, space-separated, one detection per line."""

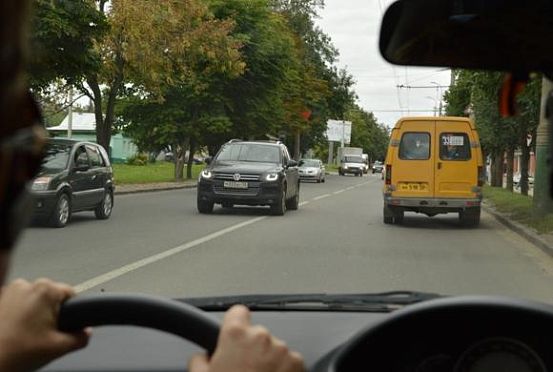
xmin=10 ymin=174 xmax=553 ymax=304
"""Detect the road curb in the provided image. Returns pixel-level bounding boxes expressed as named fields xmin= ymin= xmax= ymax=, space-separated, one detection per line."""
xmin=114 ymin=183 xmax=197 ymax=195
xmin=482 ymin=203 xmax=553 ymax=257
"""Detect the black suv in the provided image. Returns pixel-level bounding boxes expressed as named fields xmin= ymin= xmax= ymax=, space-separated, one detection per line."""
xmin=197 ymin=140 xmax=300 ymax=215
xmin=31 ymin=139 xmax=114 ymax=227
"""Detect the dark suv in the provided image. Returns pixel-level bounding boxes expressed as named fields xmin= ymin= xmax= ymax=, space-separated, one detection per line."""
xmin=197 ymin=140 xmax=300 ymax=215
xmin=31 ymin=139 xmax=115 ymax=227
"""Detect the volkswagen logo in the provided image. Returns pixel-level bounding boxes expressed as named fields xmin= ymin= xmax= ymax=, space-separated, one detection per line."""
xmin=233 ymin=173 xmax=241 ymax=181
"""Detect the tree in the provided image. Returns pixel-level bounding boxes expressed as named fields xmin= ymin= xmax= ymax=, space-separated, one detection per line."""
xmin=73 ymin=0 xmax=243 ymax=155
xmin=271 ymin=0 xmax=356 ymax=157
xmin=28 ymin=0 xmax=108 ymax=91
xmin=208 ymin=0 xmax=301 ymax=145
xmin=445 ymin=71 xmax=542 ymax=191
xmin=346 ymin=105 xmax=389 ymax=162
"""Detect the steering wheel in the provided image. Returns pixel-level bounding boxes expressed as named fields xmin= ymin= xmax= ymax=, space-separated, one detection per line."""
xmin=58 ymin=294 xmax=221 ymax=355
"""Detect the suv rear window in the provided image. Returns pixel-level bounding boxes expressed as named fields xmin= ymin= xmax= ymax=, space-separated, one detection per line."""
xmin=399 ymin=132 xmax=430 ymax=160
xmin=440 ymin=133 xmax=471 ymax=161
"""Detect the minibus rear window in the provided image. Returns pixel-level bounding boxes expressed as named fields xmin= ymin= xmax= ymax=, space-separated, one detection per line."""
xmin=399 ymin=132 xmax=430 ymax=160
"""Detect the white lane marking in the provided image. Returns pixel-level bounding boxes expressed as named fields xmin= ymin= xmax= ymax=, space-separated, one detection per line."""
xmin=74 ymin=216 xmax=267 ymax=293
xmin=78 ymin=180 xmax=374 ymax=291
xmin=313 ymin=194 xmax=331 ymax=201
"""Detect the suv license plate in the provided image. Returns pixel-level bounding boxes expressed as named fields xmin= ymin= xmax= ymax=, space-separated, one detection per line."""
xmin=223 ymin=181 xmax=248 ymax=189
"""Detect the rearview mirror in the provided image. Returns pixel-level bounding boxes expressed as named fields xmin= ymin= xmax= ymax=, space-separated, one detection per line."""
xmin=287 ymin=159 xmax=298 ymax=167
xmin=379 ymin=0 xmax=553 ymax=74
xmin=204 ymin=157 xmax=212 ymax=165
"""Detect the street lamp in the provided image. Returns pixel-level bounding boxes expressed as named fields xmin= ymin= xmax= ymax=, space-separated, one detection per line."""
xmin=430 ymin=81 xmax=443 ymax=116
xmin=426 ymin=96 xmax=437 ymax=117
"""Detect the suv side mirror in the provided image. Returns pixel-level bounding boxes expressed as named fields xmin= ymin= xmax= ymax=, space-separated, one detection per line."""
xmin=205 ymin=157 xmax=212 ymax=165
xmin=287 ymin=159 xmax=298 ymax=168
xmin=74 ymin=164 xmax=90 ymax=172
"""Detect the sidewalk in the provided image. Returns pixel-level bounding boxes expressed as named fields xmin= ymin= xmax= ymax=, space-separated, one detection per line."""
xmin=483 ymin=201 xmax=553 ymax=257
xmin=114 ymin=181 xmax=197 ymax=195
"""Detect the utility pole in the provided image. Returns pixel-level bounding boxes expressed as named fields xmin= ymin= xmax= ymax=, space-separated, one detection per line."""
xmin=67 ymin=88 xmax=73 ymax=139
xmin=533 ymin=76 xmax=553 ymax=214
xmin=327 ymin=142 xmax=333 ymax=165
xmin=341 ymin=120 xmax=345 ymax=148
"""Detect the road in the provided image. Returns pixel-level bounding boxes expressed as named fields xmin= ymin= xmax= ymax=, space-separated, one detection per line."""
xmin=10 ymin=174 xmax=553 ymax=304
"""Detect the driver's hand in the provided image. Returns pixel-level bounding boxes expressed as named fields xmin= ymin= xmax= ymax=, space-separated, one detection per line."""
xmin=0 ymin=278 xmax=90 ymax=372
xmin=189 ymin=305 xmax=305 ymax=372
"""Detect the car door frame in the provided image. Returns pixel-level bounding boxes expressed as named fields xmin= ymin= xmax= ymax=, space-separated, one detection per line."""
xmin=69 ymin=144 xmax=96 ymax=210
xmin=85 ymin=144 xmax=108 ymax=206
xmin=282 ymin=147 xmax=299 ymax=197
xmin=434 ymin=123 xmax=478 ymax=199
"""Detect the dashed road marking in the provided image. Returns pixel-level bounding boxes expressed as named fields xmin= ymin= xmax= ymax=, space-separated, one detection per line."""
xmin=313 ymin=194 xmax=331 ymax=201
xmin=74 ymin=216 xmax=267 ymax=292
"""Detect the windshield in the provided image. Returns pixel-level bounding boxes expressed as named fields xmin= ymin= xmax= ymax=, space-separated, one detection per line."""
xmin=344 ymin=156 xmax=364 ymax=163
xmin=299 ymin=160 xmax=320 ymax=167
xmin=216 ymin=144 xmax=281 ymax=163
xmin=41 ymin=143 xmax=72 ymax=171
xmin=12 ymin=0 xmax=553 ymax=310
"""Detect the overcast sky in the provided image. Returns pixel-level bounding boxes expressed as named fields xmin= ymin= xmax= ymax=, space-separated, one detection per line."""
xmin=315 ymin=0 xmax=452 ymax=127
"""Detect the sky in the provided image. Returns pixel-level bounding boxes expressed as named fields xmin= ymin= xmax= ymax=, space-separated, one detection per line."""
xmin=314 ymin=0 xmax=453 ymax=127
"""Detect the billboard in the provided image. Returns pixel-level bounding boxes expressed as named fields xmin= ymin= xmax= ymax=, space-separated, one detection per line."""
xmin=326 ymin=120 xmax=352 ymax=143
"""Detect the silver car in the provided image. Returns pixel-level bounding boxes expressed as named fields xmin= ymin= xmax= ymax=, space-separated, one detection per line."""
xmin=298 ymin=159 xmax=326 ymax=183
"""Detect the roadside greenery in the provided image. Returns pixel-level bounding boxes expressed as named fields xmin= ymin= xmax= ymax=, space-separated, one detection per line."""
xmin=445 ymin=71 xmax=541 ymax=195
xmin=112 ymin=162 xmax=202 ymax=185
xmin=30 ymin=0 xmax=392 ymax=182
xmin=484 ymin=186 xmax=553 ymax=234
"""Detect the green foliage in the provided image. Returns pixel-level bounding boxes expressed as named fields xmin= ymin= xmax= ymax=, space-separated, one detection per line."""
xmin=484 ymin=186 xmax=553 ymax=234
xmin=346 ymin=105 xmax=390 ymax=161
xmin=29 ymin=0 xmax=108 ymax=91
xmin=112 ymin=163 xmax=203 ymax=184
xmin=125 ymin=153 xmax=148 ymax=166
xmin=445 ymin=71 xmax=541 ymax=157
xmin=31 ymin=0 xmax=358 ymax=165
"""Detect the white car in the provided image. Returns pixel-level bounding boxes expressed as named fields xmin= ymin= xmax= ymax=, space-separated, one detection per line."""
xmin=298 ymin=159 xmax=326 ymax=183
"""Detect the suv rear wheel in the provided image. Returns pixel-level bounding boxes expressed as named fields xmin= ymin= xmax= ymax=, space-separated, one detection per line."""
xmin=271 ymin=187 xmax=286 ymax=216
xmin=286 ymin=184 xmax=300 ymax=210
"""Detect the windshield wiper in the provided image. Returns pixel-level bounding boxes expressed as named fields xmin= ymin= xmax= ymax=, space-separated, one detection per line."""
xmin=181 ymin=291 xmax=442 ymax=312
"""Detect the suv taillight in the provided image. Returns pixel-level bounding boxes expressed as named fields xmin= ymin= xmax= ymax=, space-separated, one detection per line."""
xmin=477 ymin=166 xmax=485 ymax=187
xmin=385 ymin=165 xmax=392 ymax=185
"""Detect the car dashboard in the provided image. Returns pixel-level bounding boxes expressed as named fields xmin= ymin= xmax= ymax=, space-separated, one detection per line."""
xmin=44 ymin=296 xmax=553 ymax=372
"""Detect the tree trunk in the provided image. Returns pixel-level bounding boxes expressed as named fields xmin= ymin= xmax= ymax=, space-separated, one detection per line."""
xmin=490 ymin=152 xmax=498 ymax=186
xmin=174 ymin=142 xmax=187 ymax=181
xmin=294 ymin=129 xmax=301 ymax=160
xmin=186 ymin=138 xmax=196 ymax=179
xmin=506 ymin=147 xmax=514 ymax=192
xmin=88 ymin=76 xmax=121 ymax=157
xmin=491 ymin=152 xmax=504 ymax=187
xmin=520 ymin=142 xmax=530 ymax=196
xmin=87 ymin=77 xmax=108 ymax=150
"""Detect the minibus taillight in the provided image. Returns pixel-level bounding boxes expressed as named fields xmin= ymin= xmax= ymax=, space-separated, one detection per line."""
xmin=477 ymin=166 xmax=485 ymax=187
xmin=385 ymin=165 xmax=392 ymax=185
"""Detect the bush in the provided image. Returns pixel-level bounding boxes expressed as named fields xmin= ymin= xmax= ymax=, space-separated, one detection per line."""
xmin=126 ymin=153 xmax=148 ymax=166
